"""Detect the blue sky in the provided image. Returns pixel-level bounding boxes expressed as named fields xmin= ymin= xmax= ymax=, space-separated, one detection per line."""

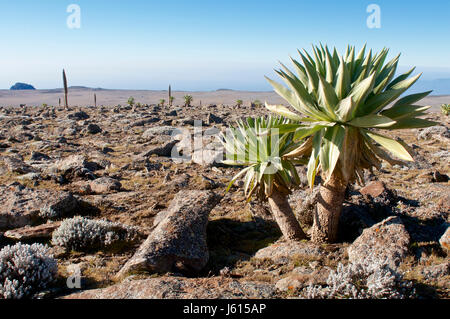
xmin=0 ymin=0 xmax=449 ymax=91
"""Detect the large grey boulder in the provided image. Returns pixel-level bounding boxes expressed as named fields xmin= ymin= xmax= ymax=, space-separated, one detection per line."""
xmin=0 ymin=185 xmax=81 ymax=230
xmin=348 ymin=216 xmax=410 ymax=269
xmin=63 ymin=276 xmax=276 ymax=299
xmin=142 ymin=126 xmax=177 ymax=140
xmin=116 ymin=190 xmax=220 ymax=278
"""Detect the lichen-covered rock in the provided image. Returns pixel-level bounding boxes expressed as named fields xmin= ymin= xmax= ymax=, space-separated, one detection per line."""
xmin=4 ymin=221 xmax=61 ymax=241
xmin=52 ymin=217 xmax=142 ymax=252
xmin=0 ymin=243 xmax=57 ymax=299
xmin=348 ymin=216 xmax=410 ymax=269
xmin=254 ymin=241 xmax=323 ymax=264
xmin=439 ymin=227 xmax=450 ymax=251
xmin=417 ymin=126 xmax=450 ymax=140
xmin=49 ymin=155 xmax=100 ymax=181
xmin=142 ymin=126 xmax=177 ymax=140
xmin=89 ymin=177 xmax=122 ymax=194
xmin=39 ymin=192 xmax=80 ymax=219
xmin=54 ymin=155 xmax=87 ymax=173
xmin=421 ymin=263 xmax=449 ymax=281
xmin=63 ymin=276 xmax=276 ymax=299
xmin=276 ymin=267 xmax=331 ymax=292
xmin=139 ymin=140 xmax=178 ymax=157
xmin=3 ymin=156 xmax=33 ymax=174
xmin=0 ymin=185 xmax=81 ymax=230
xmin=117 ymin=190 xmax=220 ymax=278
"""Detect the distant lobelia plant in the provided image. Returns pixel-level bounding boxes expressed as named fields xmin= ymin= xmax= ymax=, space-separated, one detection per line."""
xmin=221 ymin=116 xmax=307 ymax=241
xmin=170 ymin=96 xmax=175 ymax=106
xmin=159 ymin=99 xmax=166 ymax=107
xmin=184 ymin=95 xmax=193 ymax=107
xmin=236 ymin=99 xmax=244 ymax=107
xmin=252 ymin=100 xmax=262 ymax=108
xmin=441 ymin=104 xmax=450 ymax=116
xmin=127 ymin=96 xmax=135 ymax=107
xmin=168 ymin=85 xmax=173 ymax=106
xmin=265 ymin=44 xmax=437 ymax=243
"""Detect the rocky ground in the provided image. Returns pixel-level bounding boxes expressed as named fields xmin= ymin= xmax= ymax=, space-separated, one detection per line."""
xmin=0 ymin=102 xmax=448 ymax=299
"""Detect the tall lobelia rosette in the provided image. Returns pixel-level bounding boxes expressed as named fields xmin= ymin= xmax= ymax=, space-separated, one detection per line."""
xmin=265 ymin=44 xmax=437 ymax=243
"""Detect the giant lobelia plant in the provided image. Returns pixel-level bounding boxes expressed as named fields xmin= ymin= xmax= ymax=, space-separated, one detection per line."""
xmin=265 ymin=44 xmax=437 ymax=243
xmin=221 ymin=116 xmax=307 ymax=241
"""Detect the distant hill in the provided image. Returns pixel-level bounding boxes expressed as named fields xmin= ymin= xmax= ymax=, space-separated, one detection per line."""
xmin=10 ymin=82 xmax=35 ymax=90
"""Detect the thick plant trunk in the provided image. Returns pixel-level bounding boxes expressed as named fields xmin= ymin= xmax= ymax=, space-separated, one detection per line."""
xmin=311 ymin=172 xmax=347 ymax=244
xmin=268 ymin=191 xmax=307 ymax=241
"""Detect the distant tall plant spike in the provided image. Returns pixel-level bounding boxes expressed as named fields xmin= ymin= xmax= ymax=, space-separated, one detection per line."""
xmin=62 ymin=69 xmax=68 ymax=109
xmin=169 ymin=85 xmax=172 ymax=106
xmin=94 ymin=93 xmax=97 ymax=107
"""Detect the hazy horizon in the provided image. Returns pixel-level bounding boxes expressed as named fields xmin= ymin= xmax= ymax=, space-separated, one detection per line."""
xmin=1 ymin=0 xmax=450 ymax=92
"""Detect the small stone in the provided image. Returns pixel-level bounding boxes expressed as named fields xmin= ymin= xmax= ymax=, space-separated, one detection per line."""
xmin=139 ymin=140 xmax=178 ymax=157
xmin=86 ymin=123 xmax=102 ymax=134
xmin=4 ymin=221 xmax=61 ymax=241
xmin=89 ymin=177 xmax=122 ymax=194
xmin=254 ymin=241 xmax=323 ymax=264
xmin=359 ymin=181 xmax=387 ymax=198
xmin=433 ymin=171 xmax=449 ymax=183
xmin=67 ymin=111 xmax=89 ymax=121
xmin=207 ymin=113 xmax=224 ymax=125
xmin=30 ymin=151 xmax=51 ymax=161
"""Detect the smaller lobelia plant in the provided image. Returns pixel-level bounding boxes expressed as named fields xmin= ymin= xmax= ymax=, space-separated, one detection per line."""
xmin=441 ymin=104 xmax=450 ymax=116
xmin=221 ymin=116 xmax=307 ymax=241
xmin=159 ymin=99 xmax=166 ymax=107
xmin=236 ymin=99 xmax=244 ymax=107
xmin=184 ymin=95 xmax=193 ymax=107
